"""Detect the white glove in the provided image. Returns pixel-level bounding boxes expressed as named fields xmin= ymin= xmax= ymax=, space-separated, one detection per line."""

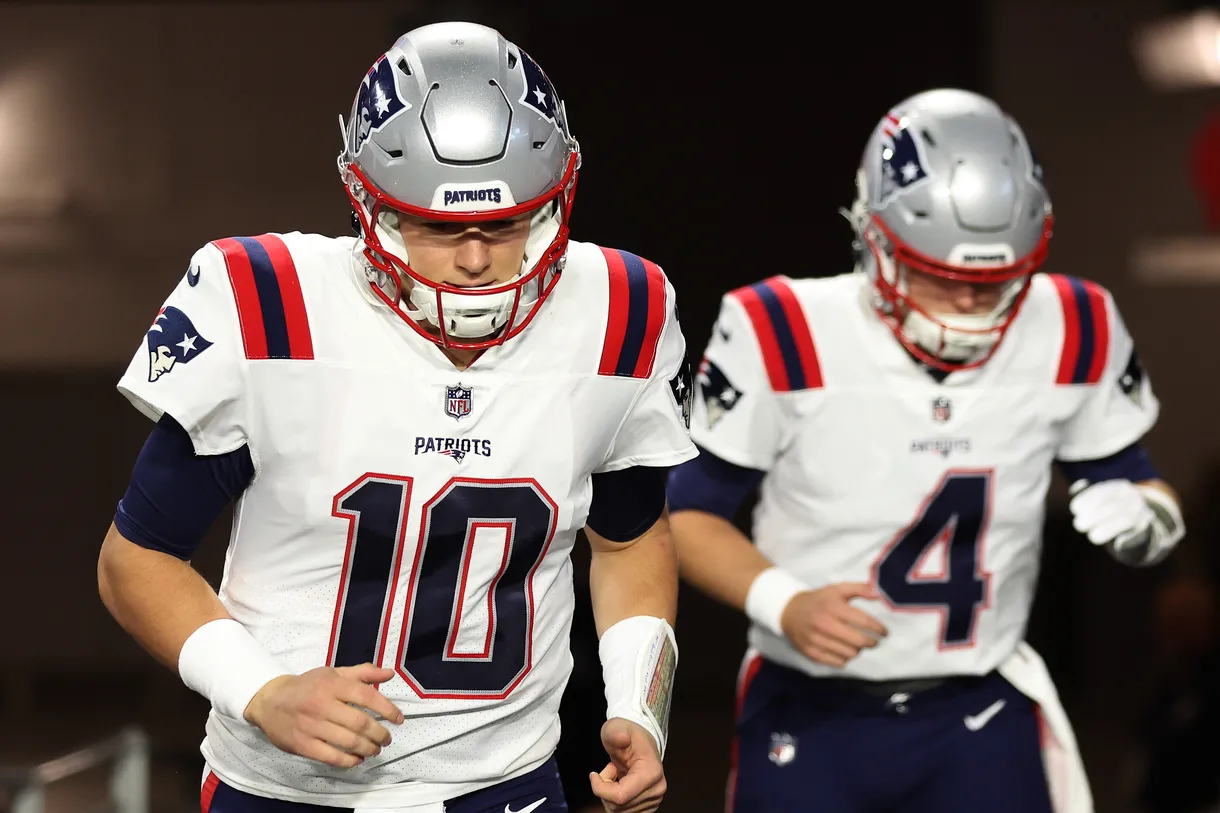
xmin=1069 ymin=479 xmax=1152 ymax=547
xmin=1068 ymin=478 xmax=1184 ymax=566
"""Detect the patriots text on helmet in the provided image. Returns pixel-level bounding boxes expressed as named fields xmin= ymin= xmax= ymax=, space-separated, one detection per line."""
xmin=442 ymin=188 xmax=503 ymax=207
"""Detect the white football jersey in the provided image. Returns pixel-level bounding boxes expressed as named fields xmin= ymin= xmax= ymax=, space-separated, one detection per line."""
xmin=116 ymin=233 xmax=695 ymax=806
xmin=692 ymin=271 xmax=1158 ymax=681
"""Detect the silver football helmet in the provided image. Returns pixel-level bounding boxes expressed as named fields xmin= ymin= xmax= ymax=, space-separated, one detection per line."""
xmin=337 ymin=22 xmax=580 ymax=348
xmin=842 ymin=88 xmax=1053 ymax=370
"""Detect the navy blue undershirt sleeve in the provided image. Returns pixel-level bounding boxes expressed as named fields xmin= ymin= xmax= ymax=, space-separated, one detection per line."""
xmin=586 ymin=465 xmax=670 ymax=543
xmin=1056 ymin=441 xmax=1160 ymax=485
xmin=113 ymin=413 xmax=254 ymax=559
xmin=666 ymin=445 xmax=765 ymax=520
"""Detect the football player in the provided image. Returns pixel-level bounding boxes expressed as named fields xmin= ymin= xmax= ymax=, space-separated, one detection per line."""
xmin=666 ymin=89 xmax=1184 ymax=813
xmin=97 ymin=22 xmax=694 ymax=813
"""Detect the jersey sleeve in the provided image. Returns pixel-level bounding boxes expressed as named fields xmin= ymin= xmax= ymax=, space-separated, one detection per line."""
xmin=596 ymin=274 xmax=698 ymax=473
xmin=688 ymin=290 xmax=787 ymax=471
xmin=116 ymin=243 xmax=250 ymax=456
xmin=1056 ymin=284 xmax=1160 ymax=462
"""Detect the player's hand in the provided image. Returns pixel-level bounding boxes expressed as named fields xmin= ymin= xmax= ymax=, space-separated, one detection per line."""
xmin=780 ymin=582 xmax=888 ymax=668
xmin=589 ymin=718 xmax=666 ymax=813
xmin=243 ymin=662 xmax=405 ymax=769
xmin=1068 ymin=479 xmax=1154 ymax=551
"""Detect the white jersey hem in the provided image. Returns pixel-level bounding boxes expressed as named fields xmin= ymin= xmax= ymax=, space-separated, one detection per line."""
xmin=200 ymin=750 xmax=550 ymax=808
xmin=596 ymin=444 xmax=698 ymax=473
xmin=747 ymin=626 xmax=1004 ymax=681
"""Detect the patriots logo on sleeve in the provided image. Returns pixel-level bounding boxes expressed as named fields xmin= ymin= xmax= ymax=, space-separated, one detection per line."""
xmin=146 ymin=306 xmax=213 ymax=383
xmin=668 ymin=356 xmax=693 ymax=431
xmin=877 ymin=113 xmax=929 ymax=205
xmin=697 ymin=358 xmax=743 ymax=430
xmin=353 ymin=55 xmax=412 ymax=157
xmin=1118 ymin=347 xmax=1146 ymax=406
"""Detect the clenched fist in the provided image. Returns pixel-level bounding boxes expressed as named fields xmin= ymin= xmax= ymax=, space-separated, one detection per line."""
xmin=781 ymin=582 xmax=888 ymax=668
xmin=243 ymin=662 xmax=405 ymax=768
xmin=589 ymin=718 xmax=667 ymax=813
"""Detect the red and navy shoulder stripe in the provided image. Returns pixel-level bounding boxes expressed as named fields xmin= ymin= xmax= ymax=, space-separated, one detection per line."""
xmin=598 ymin=246 xmax=668 ymax=379
xmin=728 ymin=277 xmax=822 ymax=392
xmin=1048 ymin=274 xmax=1109 ymax=385
xmin=211 ymin=234 xmax=314 ymax=361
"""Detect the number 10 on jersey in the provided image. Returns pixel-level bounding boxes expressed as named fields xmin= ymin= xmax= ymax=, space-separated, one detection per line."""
xmin=327 ymin=474 xmax=558 ymax=700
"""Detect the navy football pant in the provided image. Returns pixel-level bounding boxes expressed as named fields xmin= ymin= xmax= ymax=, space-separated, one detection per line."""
xmin=728 ymin=656 xmax=1055 ymax=813
xmin=201 ymin=758 xmax=567 ymax=812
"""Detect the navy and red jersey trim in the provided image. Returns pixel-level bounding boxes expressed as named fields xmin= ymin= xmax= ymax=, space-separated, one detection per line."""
xmin=212 ymin=234 xmax=314 ymax=360
xmin=728 ymin=277 xmax=822 ymax=392
xmin=598 ymin=247 xmax=668 ymax=379
xmin=1048 ymin=274 xmax=1109 ymax=385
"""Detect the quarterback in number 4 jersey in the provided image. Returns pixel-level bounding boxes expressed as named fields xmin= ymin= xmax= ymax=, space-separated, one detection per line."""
xmin=98 ymin=23 xmax=693 ymax=813
xmin=668 ymin=89 xmax=1184 ymax=813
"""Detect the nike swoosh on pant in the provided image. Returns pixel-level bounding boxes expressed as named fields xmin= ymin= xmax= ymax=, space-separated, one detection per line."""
xmin=963 ymin=699 xmax=1007 ymax=731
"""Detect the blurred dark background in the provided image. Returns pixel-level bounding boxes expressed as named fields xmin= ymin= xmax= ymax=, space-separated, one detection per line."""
xmin=2 ymin=2 xmax=1220 ymax=812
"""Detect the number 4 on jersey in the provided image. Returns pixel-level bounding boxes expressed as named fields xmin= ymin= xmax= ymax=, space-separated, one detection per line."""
xmin=874 ymin=470 xmax=993 ymax=648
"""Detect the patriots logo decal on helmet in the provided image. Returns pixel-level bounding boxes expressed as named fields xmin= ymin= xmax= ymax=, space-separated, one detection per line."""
xmin=353 ymin=55 xmax=412 ymax=157
xmin=518 ymin=48 xmax=560 ymax=124
xmin=877 ymin=113 xmax=930 ymax=206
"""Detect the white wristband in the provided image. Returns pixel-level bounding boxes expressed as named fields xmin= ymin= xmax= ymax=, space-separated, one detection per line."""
xmin=177 ymin=618 xmax=290 ymax=721
xmin=600 ymin=615 xmax=678 ymax=759
xmin=745 ymin=567 xmax=808 ymax=638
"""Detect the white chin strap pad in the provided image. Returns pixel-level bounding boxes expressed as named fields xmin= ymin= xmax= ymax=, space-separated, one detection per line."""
xmin=902 ymin=309 xmax=1001 ymax=361
xmin=406 ymin=281 xmax=521 ymax=339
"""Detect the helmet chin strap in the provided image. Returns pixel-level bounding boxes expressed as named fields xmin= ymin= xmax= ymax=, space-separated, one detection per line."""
xmin=405 ymin=276 xmax=523 ymax=339
xmin=902 ymin=309 xmax=998 ymax=362
xmin=892 ymin=265 xmax=1009 ymax=363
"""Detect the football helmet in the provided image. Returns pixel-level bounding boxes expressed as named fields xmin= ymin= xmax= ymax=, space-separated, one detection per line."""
xmin=842 ymin=88 xmax=1053 ymax=370
xmin=337 ymin=22 xmax=580 ymax=348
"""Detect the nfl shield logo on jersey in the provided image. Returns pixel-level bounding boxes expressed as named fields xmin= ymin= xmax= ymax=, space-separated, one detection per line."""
xmin=768 ymin=732 xmax=797 ymax=767
xmin=445 ymin=384 xmax=473 ymax=421
xmin=932 ymin=396 xmax=951 ymax=423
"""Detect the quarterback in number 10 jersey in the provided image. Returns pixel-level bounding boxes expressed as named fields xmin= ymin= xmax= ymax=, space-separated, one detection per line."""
xmin=115 ymin=232 xmax=695 ymax=807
